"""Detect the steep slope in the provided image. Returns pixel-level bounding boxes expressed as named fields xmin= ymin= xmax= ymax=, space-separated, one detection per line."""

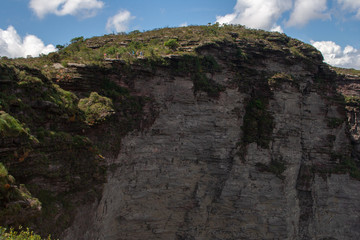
xmin=1 ymin=25 xmax=360 ymax=239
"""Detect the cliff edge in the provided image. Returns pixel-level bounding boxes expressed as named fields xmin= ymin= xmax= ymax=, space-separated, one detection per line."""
xmin=1 ymin=25 xmax=360 ymax=240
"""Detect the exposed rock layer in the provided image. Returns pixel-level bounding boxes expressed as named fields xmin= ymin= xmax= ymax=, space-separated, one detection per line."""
xmin=1 ymin=26 xmax=360 ymax=240
xmin=62 ymin=40 xmax=360 ymax=240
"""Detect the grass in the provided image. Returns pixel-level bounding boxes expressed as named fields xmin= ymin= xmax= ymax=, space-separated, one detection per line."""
xmin=2 ymin=24 xmax=319 ymax=68
xmin=267 ymin=72 xmax=295 ymax=88
xmin=332 ymin=66 xmax=360 ymax=76
xmin=0 ymin=111 xmax=29 ymax=138
xmin=0 ymin=163 xmax=8 ymax=178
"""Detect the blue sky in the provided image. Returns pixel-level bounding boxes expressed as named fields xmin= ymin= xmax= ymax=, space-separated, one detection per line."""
xmin=1 ymin=0 xmax=360 ymax=69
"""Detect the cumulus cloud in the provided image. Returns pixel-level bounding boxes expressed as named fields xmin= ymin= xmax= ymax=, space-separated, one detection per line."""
xmin=0 ymin=26 xmax=56 ymax=58
xmin=311 ymin=40 xmax=360 ymax=69
xmin=287 ymin=0 xmax=329 ymax=26
xmin=106 ymin=10 xmax=135 ymax=33
xmin=216 ymin=0 xmax=292 ymax=31
xmin=29 ymin=0 xmax=104 ymax=18
xmin=338 ymin=0 xmax=360 ymax=18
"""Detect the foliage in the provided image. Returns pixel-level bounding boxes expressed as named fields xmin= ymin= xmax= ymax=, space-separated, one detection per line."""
xmin=0 ymin=111 xmax=29 ymax=138
xmin=0 ymin=163 xmax=8 ymax=178
xmin=344 ymin=95 xmax=360 ymax=106
xmin=327 ymin=117 xmax=344 ymax=128
xmin=174 ymin=54 xmax=224 ymax=97
xmin=0 ymin=227 xmax=53 ymax=240
xmin=78 ymin=92 xmax=115 ymax=125
xmin=242 ymin=98 xmax=274 ymax=148
xmin=332 ymin=66 xmax=360 ymax=76
xmin=164 ymin=39 xmax=179 ymax=51
xmin=256 ymin=159 xmax=286 ymax=180
xmin=268 ymin=72 xmax=295 ymax=88
xmin=70 ymin=36 xmax=84 ymax=44
xmin=332 ymin=155 xmax=360 ymax=180
xmin=192 ymin=72 xmax=225 ymax=98
xmin=55 ymin=45 xmax=64 ymax=50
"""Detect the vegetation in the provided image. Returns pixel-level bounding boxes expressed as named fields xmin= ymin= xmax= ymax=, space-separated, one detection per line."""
xmin=78 ymin=92 xmax=115 ymax=125
xmin=344 ymin=95 xmax=360 ymax=106
xmin=0 ymin=112 xmax=29 ymax=138
xmin=256 ymin=159 xmax=286 ymax=180
xmin=267 ymin=72 xmax=296 ymax=89
xmin=332 ymin=66 xmax=360 ymax=76
xmin=164 ymin=39 xmax=179 ymax=51
xmin=333 ymin=157 xmax=360 ymax=180
xmin=0 ymin=227 xmax=53 ymax=240
xmin=242 ymin=98 xmax=274 ymax=148
xmin=1 ymin=24 xmax=358 ymax=237
xmin=327 ymin=117 xmax=344 ymax=128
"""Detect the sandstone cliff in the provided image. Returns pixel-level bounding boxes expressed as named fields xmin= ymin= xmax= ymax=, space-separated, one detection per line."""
xmin=1 ymin=25 xmax=360 ymax=240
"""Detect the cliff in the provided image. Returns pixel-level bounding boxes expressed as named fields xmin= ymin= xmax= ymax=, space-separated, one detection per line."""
xmin=1 ymin=25 xmax=360 ymax=240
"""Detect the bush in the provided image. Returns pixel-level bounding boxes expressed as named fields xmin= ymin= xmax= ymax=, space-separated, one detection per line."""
xmin=164 ymin=39 xmax=179 ymax=51
xmin=0 ymin=226 xmax=53 ymax=240
xmin=78 ymin=92 xmax=115 ymax=125
xmin=0 ymin=111 xmax=28 ymax=137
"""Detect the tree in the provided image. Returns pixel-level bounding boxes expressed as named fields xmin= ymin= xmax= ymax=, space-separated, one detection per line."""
xmin=70 ymin=36 xmax=84 ymax=44
xmin=164 ymin=39 xmax=179 ymax=51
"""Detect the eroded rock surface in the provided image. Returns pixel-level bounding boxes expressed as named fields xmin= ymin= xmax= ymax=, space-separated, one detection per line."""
xmin=63 ymin=40 xmax=360 ymax=240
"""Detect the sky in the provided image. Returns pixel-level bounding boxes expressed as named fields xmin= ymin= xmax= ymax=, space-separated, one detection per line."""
xmin=1 ymin=0 xmax=360 ymax=69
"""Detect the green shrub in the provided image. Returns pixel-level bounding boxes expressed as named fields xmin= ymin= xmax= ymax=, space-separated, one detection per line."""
xmin=0 ymin=226 xmax=53 ymax=240
xmin=78 ymin=92 xmax=115 ymax=125
xmin=0 ymin=163 xmax=8 ymax=178
xmin=0 ymin=111 xmax=28 ymax=137
xmin=70 ymin=36 xmax=84 ymax=44
xmin=164 ymin=39 xmax=179 ymax=51
xmin=344 ymin=95 xmax=360 ymax=106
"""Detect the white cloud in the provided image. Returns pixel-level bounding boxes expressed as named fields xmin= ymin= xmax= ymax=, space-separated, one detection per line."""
xmin=338 ymin=0 xmax=360 ymax=18
xmin=287 ymin=0 xmax=329 ymax=27
xmin=180 ymin=22 xmax=188 ymax=27
xmin=106 ymin=10 xmax=135 ymax=33
xmin=29 ymin=0 xmax=104 ymax=18
xmin=311 ymin=40 xmax=360 ymax=69
xmin=0 ymin=26 xmax=56 ymax=58
xmin=216 ymin=0 xmax=292 ymax=31
xmin=270 ymin=25 xmax=283 ymax=33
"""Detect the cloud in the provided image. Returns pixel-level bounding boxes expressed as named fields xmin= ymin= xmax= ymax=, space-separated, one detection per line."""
xmin=311 ymin=40 xmax=360 ymax=69
xmin=216 ymin=0 xmax=292 ymax=31
xmin=287 ymin=0 xmax=329 ymax=27
xmin=106 ymin=10 xmax=135 ymax=33
xmin=180 ymin=22 xmax=188 ymax=27
xmin=0 ymin=26 xmax=56 ymax=58
xmin=338 ymin=0 xmax=360 ymax=18
xmin=29 ymin=0 xmax=104 ymax=18
xmin=270 ymin=25 xmax=283 ymax=33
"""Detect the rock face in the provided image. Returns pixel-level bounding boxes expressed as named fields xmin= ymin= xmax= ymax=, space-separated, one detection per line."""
xmin=62 ymin=39 xmax=360 ymax=239
xmin=1 ymin=26 xmax=360 ymax=239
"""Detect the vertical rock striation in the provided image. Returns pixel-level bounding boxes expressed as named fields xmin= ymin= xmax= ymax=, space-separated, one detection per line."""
xmin=63 ymin=37 xmax=360 ymax=240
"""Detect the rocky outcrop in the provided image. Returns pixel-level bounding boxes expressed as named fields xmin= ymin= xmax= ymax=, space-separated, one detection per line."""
xmin=63 ymin=38 xmax=360 ymax=239
xmin=1 ymin=26 xmax=360 ymax=239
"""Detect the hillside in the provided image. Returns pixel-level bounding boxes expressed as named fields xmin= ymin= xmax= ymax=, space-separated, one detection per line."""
xmin=1 ymin=24 xmax=360 ymax=239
